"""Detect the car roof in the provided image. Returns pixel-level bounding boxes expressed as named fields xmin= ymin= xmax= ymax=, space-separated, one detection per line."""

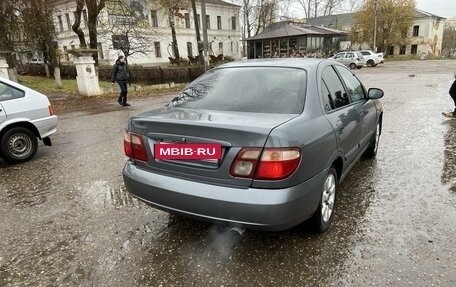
xmin=216 ymin=58 xmax=330 ymax=70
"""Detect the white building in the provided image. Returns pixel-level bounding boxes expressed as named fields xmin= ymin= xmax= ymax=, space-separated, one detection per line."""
xmin=52 ymin=0 xmax=242 ymax=65
xmin=307 ymin=9 xmax=446 ymax=56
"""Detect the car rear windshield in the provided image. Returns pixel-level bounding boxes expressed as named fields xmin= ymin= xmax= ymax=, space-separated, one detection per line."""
xmin=167 ymin=67 xmax=307 ymax=114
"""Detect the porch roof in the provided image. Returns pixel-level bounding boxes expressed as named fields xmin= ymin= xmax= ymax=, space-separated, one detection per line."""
xmin=245 ymin=21 xmax=347 ymax=41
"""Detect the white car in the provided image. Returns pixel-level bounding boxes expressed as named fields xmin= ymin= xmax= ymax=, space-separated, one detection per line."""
xmin=358 ymin=50 xmax=384 ymax=67
xmin=29 ymin=58 xmax=44 ymax=65
xmin=0 ymin=77 xmax=58 ymax=163
xmin=332 ymin=51 xmax=364 ymax=69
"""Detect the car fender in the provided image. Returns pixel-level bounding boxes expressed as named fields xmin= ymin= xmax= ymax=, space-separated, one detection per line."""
xmin=324 ymin=148 xmax=345 ymax=179
xmin=0 ymin=117 xmax=40 ymax=138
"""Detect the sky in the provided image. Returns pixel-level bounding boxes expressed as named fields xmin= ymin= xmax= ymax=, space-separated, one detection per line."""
xmin=284 ymin=0 xmax=456 ymax=19
xmin=416 ymin=0 xmax=456 ymax=18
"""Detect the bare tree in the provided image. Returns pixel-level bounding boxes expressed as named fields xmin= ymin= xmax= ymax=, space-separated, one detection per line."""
xmin=239 ymin=0 xmax=280 ymax=37
xmin=190 ymin=0 xmax=204 ymax=65
xmin=98 ymin=0 xmax=156 ymax=62
xmin=442 ymin=20 xmax=456 ymax=57
xmin=72 ymin=0 xmax=106 ymax=65
xmin=72 ymin=0 xmax=87 ymax=48
xmin=159 ymin=0 xmax=191 ymax=60
xmin=0 ymin=0 xmax=21 ymax=69
xmin=294 ymin=0 xmax=344 ymax=19
xmin=20 ymin=0 xmax=56 ymax=73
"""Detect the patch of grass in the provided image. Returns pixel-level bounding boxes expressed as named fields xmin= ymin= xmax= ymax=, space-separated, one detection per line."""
xmin=17 ymin=75 xmax=185 ymax=97
xmin=18 ymin=75 xmax=112 ymax=96
xmin=385 ymin=55 xmax=454 ymax=61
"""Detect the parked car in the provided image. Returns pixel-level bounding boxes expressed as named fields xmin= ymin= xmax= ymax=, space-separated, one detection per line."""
xmin=29 ymin=58 xmax=44 ymax=65
xmin=123 ymin=59 xmax=384 ymax=232
xmin=0 ymin=77 xmax=58 ymax=163
xmin=358 ymin=50 xmax=384 ymax=67
xmin=332 ymin=51 xmax=364 ymax=69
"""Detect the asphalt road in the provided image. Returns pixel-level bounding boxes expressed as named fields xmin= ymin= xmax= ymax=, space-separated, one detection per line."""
xmin=0 ymin=60 xmax=455 ymax=286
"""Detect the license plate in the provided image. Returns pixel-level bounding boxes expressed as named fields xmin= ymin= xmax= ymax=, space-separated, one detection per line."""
xmin=154 ymin=143 xmax=222 ymax=160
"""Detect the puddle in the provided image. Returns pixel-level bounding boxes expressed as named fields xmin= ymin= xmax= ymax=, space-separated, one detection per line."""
xmin=77 ymin=180 xmax=142 ymax=208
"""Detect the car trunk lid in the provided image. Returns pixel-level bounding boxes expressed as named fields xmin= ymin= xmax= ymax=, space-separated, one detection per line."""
xmin=128 ymin=108 xmax=298 ymax=187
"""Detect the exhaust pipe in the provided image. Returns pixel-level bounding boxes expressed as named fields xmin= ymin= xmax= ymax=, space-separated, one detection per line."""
xmin=229 ymin=226 xmax=246 ymax=235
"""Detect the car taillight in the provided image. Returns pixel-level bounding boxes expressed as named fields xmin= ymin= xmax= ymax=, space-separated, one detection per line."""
xmin=124 ymin=131 xmax=148 ymax=161
xmin=230 ymin=148 xmax=261 ymax=178
xmin=255 ymin=148 xmax=301 ymax=180
xmin=48 ymin=105 xmax=54 ymax=116
xmin=230 ymin=147 xmax=300 ymax=180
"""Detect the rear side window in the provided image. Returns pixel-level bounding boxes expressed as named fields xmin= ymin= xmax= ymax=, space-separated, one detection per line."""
xmin=0 ymin=82 xmax=25 ymax=102
xmin=321 ymin=66 xmax=349 ymax=110
xmin=167 ymin=67 xmax=307 ymax=114
xmin=360 ymin=51 xmax=369 ymax=56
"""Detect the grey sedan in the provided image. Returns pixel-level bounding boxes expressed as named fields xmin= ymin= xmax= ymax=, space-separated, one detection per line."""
xmin=123 ymin=59 xmax=384 ymax=232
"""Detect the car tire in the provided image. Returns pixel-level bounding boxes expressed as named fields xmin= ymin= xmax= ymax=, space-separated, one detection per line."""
xmin=0 ymin=127 xmax=38 ymax=164
xmin=357 ymin=66 xmax=362 ymax=69
xmin=367 ymin=60 xmax=375 ymax=67
xmin=364 ymin=121 xmax=381 ymax=158
xmin=349 ymin=63 xmax=357 ymax=70
xmin=313 ymin=167 xmax=337 ymax=233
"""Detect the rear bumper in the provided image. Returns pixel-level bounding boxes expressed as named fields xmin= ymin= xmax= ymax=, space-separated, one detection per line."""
xmin=31 ymin=115 xmax=58 ymax=139
xmin=123 ymin=161 xmax=326 ymax=231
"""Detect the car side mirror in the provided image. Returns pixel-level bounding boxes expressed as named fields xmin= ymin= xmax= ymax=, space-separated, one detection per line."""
xmin=368 ymin=88 xmax=384 ymax=99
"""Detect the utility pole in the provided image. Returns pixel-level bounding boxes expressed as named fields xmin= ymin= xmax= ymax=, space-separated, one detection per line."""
xmin=201 ymin=0 xmax=209 ymax=71
xmin=374 ymin=0 xmax=378 ymax=52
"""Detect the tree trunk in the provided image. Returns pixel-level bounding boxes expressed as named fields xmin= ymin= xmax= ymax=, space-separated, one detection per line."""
xmin=85 ymin=0 xmax=106 ymax=66
xmin=191 ymin=0 xmax=204 ymax=65
xmin=169 ymin=8 xmax=180 ymax=59
xmin=72 ymin=0 xmax=87 ymax=48
xmin=54 ymin=67 xmax=62 ymax=89
xmin=45 ymin=64 xmax=50 ymax=77
xmin=7 ymin=68 xmax=18 ymax=83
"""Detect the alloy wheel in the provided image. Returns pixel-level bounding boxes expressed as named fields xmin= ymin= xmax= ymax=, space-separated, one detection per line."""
xmin=321 ymin=173 xmax=336 ymax=223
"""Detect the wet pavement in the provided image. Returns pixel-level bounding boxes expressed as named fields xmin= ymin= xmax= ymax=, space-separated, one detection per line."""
xmin=1 ymin=60 xmax=456 ymax=286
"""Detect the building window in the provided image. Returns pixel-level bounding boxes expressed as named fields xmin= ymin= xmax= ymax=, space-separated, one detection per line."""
xmin=57 ymin=15 xmax=64 ymax=32
xmin=154 ymin=42 xmax=161 ymax=58
xmin=217 ymin=16 xmax=222 ymax=30
xmin=219 ymin=42 xmax=223 ymax=53
xmin=388 ymin=45 xmax=394 ymax=55
xmin=185 ymin=13 xmax=190 ymax=28
xmin=231 ymin=16 xmax=236 ymax=30
xmin=63 ymin=46 xmax=69 ymax=61
xmin=399 ymin=45 xmax=406 ymax=55
xmin=413 ymin=25 xmax=419 ymax=37
xmin=411 ymin=44 xmax=417 ymax=55
xmin=197 ymin=14 xmax=201 ymax=29
xmin=206 ymin=15 xmax=210 ymax=29
xmin=97 ymin=43 xmax=104 ymax=59
xmin=231 ymin=42 xmax=233 ymax=52
xmin=82 ymin=10 xmax=88 ymax=26
xmin=65 ymin=13 xmax=71 ymax=30
xmin=187 ymin=42 xmax=193 ymax=57
xmin=150 ymin=10 xmax=158 ymax=27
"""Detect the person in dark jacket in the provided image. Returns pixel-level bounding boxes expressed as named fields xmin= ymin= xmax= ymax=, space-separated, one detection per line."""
xmin=112 ymin=55 xmax=130 ymax=106
xmin=450 ymin=73 xmax=456 ymax=116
